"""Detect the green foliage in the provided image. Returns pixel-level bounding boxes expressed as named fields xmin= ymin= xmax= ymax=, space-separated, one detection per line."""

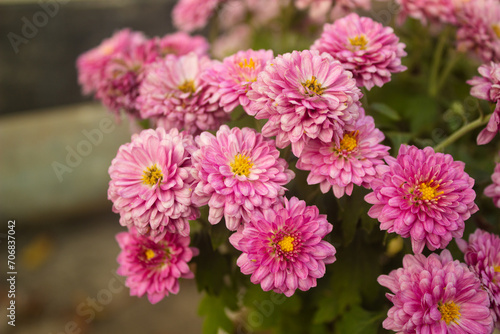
xmin=199 ymin=294 xmax=235 ymax=334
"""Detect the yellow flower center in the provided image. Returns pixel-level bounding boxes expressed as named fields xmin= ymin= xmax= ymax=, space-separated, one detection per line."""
xmin=142 ymin=164 xmax=163 ymax=186
xmin=339 ymin=131 xmax=358 ymax=152
xmin=178 ymin=80 xmax=195 ymax=94
xmin=238 ymin=58 xmax=255 ymax=69
xmin=144 ymin=249 xmax=155 ymax=260
xmin=438 ymin=301 xmax=461 ymax=325
xmin=302 ymin=76 xmax=325 ymax=96
xmin=493 ymin=24 xmax=500 ymax=38
xmin=494 ymin=265 xmax=500 ymax=273
xmin=278 ymin=235 xmax=295 ymax=253
xmin=419 ymin=180 xmax=444 ymax=201
xmin=230 ymin=153 xmax=253 ymax=177
xmin=348 ymin=35 xmax=368 ymax=50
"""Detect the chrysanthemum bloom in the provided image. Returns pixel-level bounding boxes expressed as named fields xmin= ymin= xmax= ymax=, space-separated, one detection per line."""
xmin=395 ymin=0 xmax=457 ymax=25
xmin=154 ymin=31 xmax=209 ymax=57
xmin=172 ymin=0 xmax=221 ymax=32
xmin=229 ymin=196 xmax=336 ymax=296
xmin=378 ymin=250 xmax=493 ymax=333
xmin=76 ymin=29 xmax=146 ymax=95
xmin=296 ymin=112 xmax=390 ymax=198
xmin=247 ymin=49 xmax=362 ymax=157
xmin=211 ymin=25 xmax=252 ymax=59
xmin=138 ymin=52 xmax=228 ymax=135
xmin=457 ymin=229 xmax=500 ymax=326
xmin=468 ymin=62 xmax=500 ymax=103
xmin=204 ymin=49 xmax=274 ymax=113
xmin=365 ymin=145 xmax=479 ymax=253
xmin=311 ymin=13 xmax=407 ymax=90
xmin=116 ymin=227 xmax=198 ymax=304
xmin=329 ymin=0 xmax=371 ymax=20
xmin=455 ymin=0 xmax=500 ymax=63
xmin=485 ymin=161 xmax=500 ymax=208
xmin=108 ymin=127 xmax=199 ymax=242
xmin=190 ymin=125 xmax=295 ymax=230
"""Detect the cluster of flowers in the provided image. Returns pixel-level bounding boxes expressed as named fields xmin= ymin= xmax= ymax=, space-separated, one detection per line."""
xmin=77 ymin=2 xmax=500 ymax=332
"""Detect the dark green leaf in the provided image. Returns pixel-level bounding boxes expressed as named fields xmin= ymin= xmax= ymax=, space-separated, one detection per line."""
xmin=335 ymin=306 xmax=385 ymax=334
xmin=198 ymin=294 xmax=235 ymax=334
xmin=370 ymin=103 xmax=401 ymax=121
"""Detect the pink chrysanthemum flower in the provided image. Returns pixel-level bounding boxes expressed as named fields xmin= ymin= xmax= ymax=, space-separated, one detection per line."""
xmin=77 ymin=29 xmax=146 ymax=95
xmin=190 ymin=125 xmax=295 ymax=230
xmin=365 ymin=145 xmax=479 ymax=254
xmin=116 ymin=227 xmax=198 ymax=304
xmin=296 ymin=112 xmax=390 ymax=198
xmin=311 ymin=13 xmax=407 ymax=90
xmin=477 ymin=104 xmax=500 ymax=145
xmin=468 ymin=62 xmax=500 ymax=103
xmin=108 ymin=128 xmax=199 ymax=242
xmin=247 ymin=49 xmax=362 ymax=157
xmin=229 ymin=196 xmax=337 ymax=296
xmin=457 ymin=229 xmax=500 ymax=326
xmin=204 ymin=49 xmax=274 ymax=113
xmin=153 ymin=31 xmax=209 ymax=57
xmin=138 ymin=52 xmax=228 ymax=135
xmin=456 ymin=0 xmax=500 ymax=63
xmin=485 ymin=161 xmax=500 ymax=208
xmin=330 ymin=0 xmax=371 ymax=20
xmin=378 ymin=250 xmax=493 ymax=333
xmin=172 ymin=0 xmax=221 ymax=32
xmin=395 ymin=0 xmax=457 ymax=25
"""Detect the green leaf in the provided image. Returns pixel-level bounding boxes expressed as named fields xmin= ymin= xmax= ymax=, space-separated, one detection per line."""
xmin=370 ymin=103 xmax=401 ymax=121
xmin=385 ymin=131 xmax=412 ymax=151
xmin=209 ymin=220 xmax=231 ymax=250
xmin=404 ymin=95 xmax=440 ymax=135
xmin=335 ymin=306 xmax=385 ymax=334
xmin=198 ymin=294 xmax=235 ymax=334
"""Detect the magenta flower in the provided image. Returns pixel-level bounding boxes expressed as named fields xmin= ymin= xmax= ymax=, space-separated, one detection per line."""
xmin=203 ymin=49 xmax=274 ymax=113
xmin=395 ymin=0 xmax=457 ymax=25
xmin=477 ymin=104 xmax=500 ymax=145
xmin=76 ymin=29 xmax=146 ymax=95
xmin=456 ymin=0 xmax=500 ymax=63
xmin=153 ymin=31 xmax=209 ymax=57
xmin=229 ymin=196 xmax=337 ymax=296
xmin=457 ymin=229 xmax=500 ymax=326
xmin=116 ymin=227 xmax=198 ymax=304
xmin=485 ymin=161 xmax=500 ymax=208
xmin=468 ymin=62 xmax=500 ymax=103
xmin=190 ymin=125 xmax=295 ymax=230
xmin=365 ymin=145 xmax=479 ymax=253
xmin=108 ymin=128 xmax=199 ymax=242
xmin=247 ymin=49 xmax=362 ymax=157
xmin=296 ymin=111 xmax=390 ymax=198
xmin=378 ymin=250 xmax=493 ymax=333
xmin=138 ymin=52 xmax=228 ymax=135
xmin=172 ymin=0 xmax=221 ymax=32
xmin=311 ymin=13 xmax=407 ymax=90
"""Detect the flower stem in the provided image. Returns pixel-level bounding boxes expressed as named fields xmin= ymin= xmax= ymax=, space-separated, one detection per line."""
xmin=428 ymin=28 xmax=450 ymax=97
xmin=433 ymin=113 xmax=492 ymax=152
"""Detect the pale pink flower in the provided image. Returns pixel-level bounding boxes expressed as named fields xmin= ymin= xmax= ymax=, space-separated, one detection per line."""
xmin=330 ymin=0 xmax=371 ymax=20
xmin=153 ymin=32 xmax=209 ymax=57
xmin=190 ymin=125 xmax=295 ymax=230
xmin=457 ymin=228 xmax=500 ymax=326
xmin=229 ymin=196 xmax=336 ymax=296
xmin=204 ymin=49 xmax=274 ymax=112
xmin=456 ymin=0 xmax=500 ymax=63
xmin=247 ymin=49 xmax=362 ymax=157
xmin=172 ymin=0 xmax=221 ymax=32
xmin=116 ymin=227 xmax=198 ymax=304
xmin=365 ymin=145 xmax=479 ymax=254
xmin=138 ymin=52 xmax=228 ymax=135
xmin=211 ymin=25 xmax=252 ymax=59
xmin=378 ymin=250 xmax=493 ymax=333
xmin=485 ymin=160 xmax=500 ymax=208
xmin=108 ymin=128 xmax=199 ymax=242
xmin=296 ymin=111 xmax=390 ymax=198
xmin=77 ymin=29 xmax=146 ymax=95
xmin=395 ymin=0 xmax=457 ymax=25
xmin=311 ymin=13 xmax=407 ymax=90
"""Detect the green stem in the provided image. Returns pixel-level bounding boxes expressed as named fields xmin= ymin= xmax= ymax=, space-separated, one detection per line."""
xmin=434 ymin=51 xmax=460 ymax=95
xmin=428 ymin=29 xmax=449 ymax=97
xmin=433 ymin=113 xmax=492 ymax=152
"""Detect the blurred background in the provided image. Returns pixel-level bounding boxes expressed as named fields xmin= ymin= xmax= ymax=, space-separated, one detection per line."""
xmin=0 ymin=0 xmax=203 ymax=333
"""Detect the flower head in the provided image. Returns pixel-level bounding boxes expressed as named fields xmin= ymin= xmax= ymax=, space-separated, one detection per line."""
xmin=467 ymin=62 xmax=500 ymax=103
xmin=378 ymin=250 xmax=493 ymax=333
xmin=457 ymin=229 xmax=500 ymax=326
xmin=116 ymin=228 xmax=198 ymax=304
xmin=153 ymin=32 xmax=209 ymax=57
xmin=395 ymin=0 xmax=457 ymax=25
xmin=229 ymin=196 xmax=336 ymax=296
xmin=172 ymin=0 xmax=221 ymax=32
xmin=485 ymin=160 xmax=500 ymax=208
xmin=191 ymin=125 xmax=295 ymax=230
xmin=247 ymin=49 xmax=362 ymax=157
xmin=311 ymin=13 xmax=407 ymax=90
xmin=204 ymin=49 xmax=274 ymax=113
xmin=138 ymin=52 xmax=228 ymax=135
xmin=365 ymin=145 xmax=479 ymax=253
xmin=108 ymin=127 xmax=199 ymax=242
xmin=297 ymin=111 xmax=390 ymax=198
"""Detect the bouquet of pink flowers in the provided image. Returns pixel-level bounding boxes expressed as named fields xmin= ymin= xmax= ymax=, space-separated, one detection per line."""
xmin=77 ymin=0 xmax=500 ymax=333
